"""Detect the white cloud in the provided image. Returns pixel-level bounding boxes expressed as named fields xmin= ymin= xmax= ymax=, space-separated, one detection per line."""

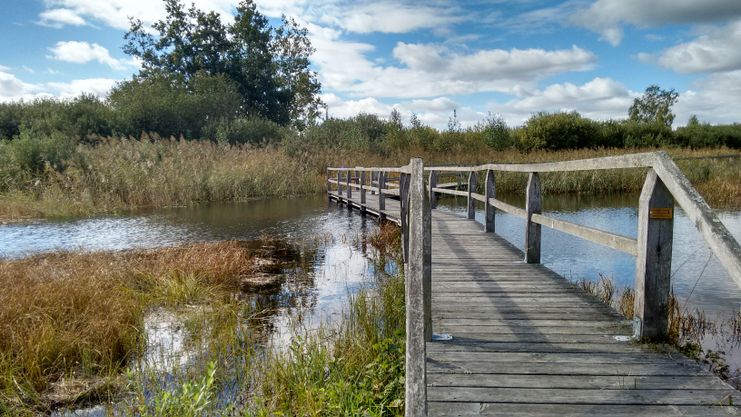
xmin=48 ymin=41 xmax=133 ymax=71
xmin=39 ymin=8 xmax=87 ymax=28
xmin=0 ymin=67 xmax=117 ymax=102
xmin=641 ymin=19 xmax=741 ymax=73
xmin=573 ymin=0 xmax=741 ymax=46
xmin=674 ymin=70 xmax=741 ymax=124
xmin=337 ymin=2 xmax=464 ymax=34
xmin=501 ymin=77 xmax=636 ymax=123
xmin=47 ymin=78 xmax=118 ymax=99
xmin=40 ymin=0 xmax=239 ymax=30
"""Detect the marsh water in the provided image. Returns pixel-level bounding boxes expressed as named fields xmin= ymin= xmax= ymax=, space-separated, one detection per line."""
xmin=3 ymin=193 xmax=739 ymax=316
xmin=2 ymin=193 xmax=741 ymax=414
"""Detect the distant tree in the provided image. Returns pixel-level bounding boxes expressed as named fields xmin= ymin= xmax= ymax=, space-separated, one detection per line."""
xmin=409 ymin=112 xmax=423 ymax=129
xmin=447 ymin=109 xmax=461 ymax=133
xmin=123 ymin=0 xmax=321 ymax=127
xmin=687 ymin=114 xmax=701 ymax=127
xmin=628 ymin=85 xmax=679 ymax=127
xmin=389 ymin=108 xmax=403 ymax=130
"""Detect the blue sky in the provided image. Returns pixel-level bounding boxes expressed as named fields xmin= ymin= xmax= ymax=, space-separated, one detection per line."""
xmin=1 ymin=0 xmax=741 ymax=128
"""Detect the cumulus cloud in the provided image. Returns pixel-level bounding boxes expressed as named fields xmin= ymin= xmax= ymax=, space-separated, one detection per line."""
xmin=48 ymin=41 xmax=133 ymax=71
xmin=501 ymin=77 xmax=636 ymax=122
xmin=573 ymin=0 xmax=741 ymax=46
xmin=337 ymin=2 xmax=465 ymax=34
xmin=39 ymin=8 xmax=87 ymax=27
xmin=674 ymin=70 xmax=741 ymax=124
xmin=39 ymin=0 xmax=238 ymax=29
xmin=313 ymin=39 xmax=596 ymax=99
xmin=640 ymin=19 xmax=741 ymax=73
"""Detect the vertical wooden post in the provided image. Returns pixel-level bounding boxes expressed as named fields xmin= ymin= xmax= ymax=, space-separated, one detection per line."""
xmin=405 ymin=157 xmax=430 ymax=417
xmin=634 ymin=169 xmax=674 ymax=341
xmin=485 ymin=170 xmax=496 ymax=233
xmin=467 ymin=171 xmax=477 ymax=220
xmin=337 ymin=171 xmax=342 ymax=201
xmin=429 ymin=170 xmax=438 ymax=209
xmin=346 ymin=169 xmax=353 ymax=200
xmin=378 ymin=171 xmax=386 ymax=219
xmin=371 ymin=171 xmax=377 ymax=195
xmin=360 ymin=170 xmax=367 ymax=212
xmin=400 ymin=173 xmax=410 ymax=263
xmin=525 ymin=172 xmax=541 ymax=263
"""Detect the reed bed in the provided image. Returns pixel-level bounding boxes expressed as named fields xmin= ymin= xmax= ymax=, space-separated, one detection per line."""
xmin=1 ymin=141 xmax=738 ymax=220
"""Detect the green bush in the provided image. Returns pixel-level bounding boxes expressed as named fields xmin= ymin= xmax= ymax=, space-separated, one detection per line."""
xmin=203 ymin=116 xmax=287 ymax=145
xmin=675 ymin=123 xmax=741 ymax=148
xmin=515 ymin=112 xmax=601 ymax=151
xmin=0 ymin=128 xmax=77 ymax=190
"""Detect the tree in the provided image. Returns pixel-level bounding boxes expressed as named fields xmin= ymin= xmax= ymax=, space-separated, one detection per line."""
xmin=123 ymin=0 xmax=321 ymax=127
xmin=628 ymin=85 xmax=679 ymax=127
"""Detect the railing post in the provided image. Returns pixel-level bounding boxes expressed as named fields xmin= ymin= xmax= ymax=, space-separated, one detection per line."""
xmin=467 ymin=171 xmax=477 ymax=220
xmin=337 ymin=171 xmax=343 ymax=201
xmin=360 ymin=170 xmax=367 ymax=212
xmin=371 ymin=171 xmax=377 ymax=195
xmin=485 ymin=169 xmax=495 ymax=233
xmin=634 ymin=169 xmax=674 ymax=341
xmin=405 ymin=157 xmax=430 ymax=417
xmin=378 ymin=171 xmax=386 ymax=220
xmin=428 ymin=170 xmax=438 ymax=209
xmin=525 ymin=172 xmax=541 ymax=263
xmin=400 ymin=173 xmax=410 ymax=263
xmin=346 ymin=169 xmax=353 ymax=200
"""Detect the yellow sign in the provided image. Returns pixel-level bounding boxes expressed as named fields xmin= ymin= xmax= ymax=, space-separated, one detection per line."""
xmin=649 ymin=208 xmax=673 ymax=220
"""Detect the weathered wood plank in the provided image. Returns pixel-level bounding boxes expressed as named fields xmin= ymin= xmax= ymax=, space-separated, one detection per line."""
xmin=427 ymin=403 xmax=739 ymax=416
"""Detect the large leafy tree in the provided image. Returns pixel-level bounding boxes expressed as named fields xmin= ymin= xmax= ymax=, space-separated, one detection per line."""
xmin=123 ymin=0 xmax=321 ymax=126
xmin=628 ymin=85 xmax=679 ymax=127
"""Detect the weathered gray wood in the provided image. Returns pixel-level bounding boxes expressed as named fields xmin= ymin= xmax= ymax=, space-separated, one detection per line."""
xmin=336 ymin=171 xmax=342 ymax=198
xmin=400 ymin=173 xmax=410 ymax=263
xmin=378 ymin=171 xmax=386 ymax=215
xmin=405 ymin=158 xmax=429 ymax=417
xmin=428 ymin=170 xmax=438 ymax=209
xmin=359 ymin=170 xmax=366 ymax=208
xmin=531 ymin=213 xmax=638 ymax=255
xmin=467 ymin=171 xmax=477 ymax=219
xmin=634 ymin=169 xmax=674 ymax=341
xmin=427 ymin=403 xmax=740 ymax=417
xmin=652 ymin=152 xmax=741 ymax=286
xmin=484 ymin=170 xmax=495 ymax=233
xmin=346 ymin=169 xmax=352 ymax=200
xmin=525 ymin=172 xmax=541 ymax=263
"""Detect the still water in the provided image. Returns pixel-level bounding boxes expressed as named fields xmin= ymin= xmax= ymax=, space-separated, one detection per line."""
xmin=2 ymin=194 xmax=740 ymax=317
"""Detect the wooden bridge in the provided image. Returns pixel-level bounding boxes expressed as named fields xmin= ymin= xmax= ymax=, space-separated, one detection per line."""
xmin=327 ymin=152 xmax=741 ymax=417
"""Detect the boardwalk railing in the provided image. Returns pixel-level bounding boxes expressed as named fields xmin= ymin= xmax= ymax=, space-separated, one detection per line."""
xmin=328 ymin=152 xmax=741 ymax=417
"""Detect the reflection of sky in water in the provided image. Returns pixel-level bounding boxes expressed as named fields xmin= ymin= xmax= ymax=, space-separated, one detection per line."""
xmin=438 ymin=195 xmax=741 ymax=317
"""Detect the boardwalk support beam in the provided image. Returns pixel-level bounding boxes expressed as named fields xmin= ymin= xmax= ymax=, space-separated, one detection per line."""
xmin=405 ymin=157 xmax=431 ymax=417
xmin=359 ymin=170 xmax=366 ymax=212
xmin=400 ymin=172 xmax=410 ymax=263
xmin=525 ymin=172 xmax=542 ymax=263
xmin=634 ymin=169 xmax=674 ymax=341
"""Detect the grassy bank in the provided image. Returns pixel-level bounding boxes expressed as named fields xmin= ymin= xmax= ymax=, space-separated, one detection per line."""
xmin=0 ymin=223 xmax=406 ymax=415
xmin=1 ymin=137 xmax=739 ymax=220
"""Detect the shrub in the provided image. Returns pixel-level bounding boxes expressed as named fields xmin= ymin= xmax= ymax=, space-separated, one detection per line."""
xmin=515 ymin=112 xmax=601 ymax=151
xmin=203 ymin=116 xmax=287 ymax=145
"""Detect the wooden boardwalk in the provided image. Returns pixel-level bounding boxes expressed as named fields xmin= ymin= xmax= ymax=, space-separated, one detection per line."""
xmin=329 ymin=190 xmax=740 ymax=416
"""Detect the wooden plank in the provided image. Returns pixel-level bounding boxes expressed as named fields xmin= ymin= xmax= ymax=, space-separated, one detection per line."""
xmin=427 ymin=374 xmax=730 ymax=390
xmin=426 ymin=361 xmax=711 ymax=376
xmin=485 ymin=170 xmax=495 ymax=233
xmin=426 ymin=386 xmax=740 ymax=406
xmin=525 ymin=172 xmax=541 ymax=263
xmin=427 ymin=403 xmax=739 ymax=416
